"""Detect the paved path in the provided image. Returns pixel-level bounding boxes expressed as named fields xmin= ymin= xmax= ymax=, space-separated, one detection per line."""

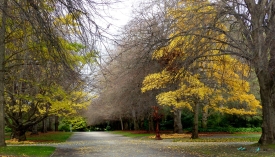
xmin=50 ymin=132 xmax=198 ymax=157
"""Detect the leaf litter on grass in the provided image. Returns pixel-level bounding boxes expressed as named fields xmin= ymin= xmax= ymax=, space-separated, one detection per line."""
xmin=146 ymin=133 xmax=274 ymax=156
xmin=148 ymin=133 xmax=212 ymax=139
xmin=163 ymin=142 xmax=275 ymax=157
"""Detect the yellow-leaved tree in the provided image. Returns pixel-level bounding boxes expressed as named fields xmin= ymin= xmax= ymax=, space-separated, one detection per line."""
xmin=141 ymin=0 xmax=261 ymax=138
xmin=3 ymin=3 xmax=94 ymax=141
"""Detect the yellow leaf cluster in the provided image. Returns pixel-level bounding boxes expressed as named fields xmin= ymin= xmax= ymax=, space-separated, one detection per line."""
xmin=141 ymin=0 xmax=261 ymax=115
xmin=141 ymin=70 xmax=173 ymax=93
xmin=49 ymin=86 xmax=91 ymax=117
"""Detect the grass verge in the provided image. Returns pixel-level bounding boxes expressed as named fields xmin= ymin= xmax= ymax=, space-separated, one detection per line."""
xmin=159 ymin=133 xmax=274 ymax=157
xmin=0 ymin=146 xmax=56 ymax=157
xmin=168 ymin=143 xmax=275 ymax=157
xmin=6 ymin=131 xmax=73 ymax=144
xmin=26 ymin=132 xmax=73 ymax=143
xmin=1 ymin=131 xmax=72 ymax=157
xmin=173 ymin=137 xmax=259 ymax=142
xmin=111 ymin=131 xmax=153 ymax=138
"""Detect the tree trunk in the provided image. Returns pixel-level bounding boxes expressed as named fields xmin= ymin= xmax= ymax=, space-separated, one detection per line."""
xmin=173 ymin=108 xmax=183 ymax=133
xmin=120 ymin=116 xmax=124 ymax=130
xmin=41 ymin=118 xmax=47 ymax=133
xmin=0 ymin=0 xmax=7 ymax=147
xmin=191 ymin=103 xmax=199 ymax=139
xmin=124 ymin=121 xmax=129 ymax=130
xmin=202 ymin=106 xmax=208 ymax=129
xmin=149 ymin=116 xmax=154 ymax=132
xmin=132 ymin=109 xmax=139 ymax=130
xmin=257 ymin=70 xmax=275 ymax=145
xmin=30 ymin=124 xmax=39 ymax=135
xmin=48 ymin=116 xmax=53 ymax=131
xmin=133 ymin=119 xmax=139 ymax=130
xmin=54 ymin=116 xmax=59 ymax=131
xmin=11 ymin=127 xmax=27 ymax=142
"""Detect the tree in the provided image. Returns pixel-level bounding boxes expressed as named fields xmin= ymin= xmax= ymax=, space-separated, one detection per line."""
xmin=0 ymin=0 xmax=7 ymax=147
xmin=2 ymin=5 xmax=92 ymax=140
xmin=85 ymin=0 xmax=174 ymax=130
xmin=0 ymin=0 xmax=113 ymax=145
xmin=213 ymin=0 xmax=275 ymax=145
xmin=173 ymin=107 xmax=183 ymax=133
xmin=156 ymin=0 xmax=275 ymax=145
xmin=141 ymin=1 xmax=261 ymax=139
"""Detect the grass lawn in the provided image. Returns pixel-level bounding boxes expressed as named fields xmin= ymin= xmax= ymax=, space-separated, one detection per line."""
xmin=111 ymin=130 xmax=153 ymax=138
xmin=0 ymin=146 xmax=56 ymax=157
xmin=168 ymin=143 xmax=275 ymax=157
xmin=112 ymin=131 xmax=275 ymax=157
xmin=26 ymin=132 xmax=72 ymax=143
xmin=160 ymin=132 xmax=274 ymax=157
xmin=1 ymin=131 xmax=73 ymax=157
xmin=6 ymin=131 xmax=72 ymax=144
xmin=172 ymin=133 xmax=261 ymax=142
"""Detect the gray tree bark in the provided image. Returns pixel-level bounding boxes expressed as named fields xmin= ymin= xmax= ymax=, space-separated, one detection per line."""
xmin=132 ymin=109 xmax=139 ymax=130
xmin=201 ymin=106 xmax=208 ymax=129
xmin=11 ymin=128 xmax=27 ymax=142
xmin=41 ymin=118 xmax=48 ymax=133
xmin=215 ymin=0 xmax=275 ymax=145
xmin=0 ymin=0 xmax=7 ymax=147
xmin=31 ymin=124 xmax=39 ymax=135
xmin=191 ymin=103 xmax=199 ymax=139
xmin=256 ymin=67 xmax=275 ymax=145
xmin=48 ymin=116 xmax=53 ymax=131
xmin=54 ymin=116 xmax=59 ymax=131
xmin=120 ymin=116 xmax=124 ymax=130
xmin=173 ymin=108 xmax=183 ymax=133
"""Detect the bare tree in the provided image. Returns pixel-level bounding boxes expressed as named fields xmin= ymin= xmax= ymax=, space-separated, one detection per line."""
xmin=85 ymin=0 xmax=187 ymax=132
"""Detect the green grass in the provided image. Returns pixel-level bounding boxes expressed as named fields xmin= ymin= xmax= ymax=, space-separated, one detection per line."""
xmin=174 ymin=137 xmax=260 ymax=142
xmin=170 ymin=133 xmax=275 ymax=156
xmin=252 ymin=143 xmax=275 ymax=149
xmin=111 ymin=131 xmax=153 ymax=138
xmin=170 ymin=143 xmax=275 ymax=157
xmin=1 ymin=132 xmax=73 ymax=156
xmin=5 ymin=131 xmax=73 ymax=143
xmin=4 ymin=133 xmax=9 ymax=140
xmin=232 ymin=133 xmax=261 ymax=137
xmin=268 ymin=144 xmax=275 ymax=149
xmin=26 ymin=132 xmax=73 ymax=142
xmin=0 ymin=146 xmax=56 ymax=157
xmin=171 ymin=133 xmax=261 ymax=142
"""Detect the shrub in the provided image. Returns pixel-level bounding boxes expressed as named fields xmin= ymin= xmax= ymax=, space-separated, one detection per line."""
xmin=105 ymin=125 xmax=111 ymax=131
xmin=58 ymin=124 xmax=70 ymax=132
xmin=5 ymin=126 xmax=12 ymax=133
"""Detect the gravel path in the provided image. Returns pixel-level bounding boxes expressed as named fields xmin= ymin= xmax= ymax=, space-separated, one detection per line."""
xmin=46 ymin=132 xmax=256 ymax=157
xmin=49 ymin=132 xmax=200 ymax=157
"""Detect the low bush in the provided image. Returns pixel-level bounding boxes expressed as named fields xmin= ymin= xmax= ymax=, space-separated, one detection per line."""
xmin=227 ymin=127 xmax=261 ymax=133
xmin=105 ymin=125 xmax=111 ymax=131
xmin=5 ymin=126 xmax=12 ymax=133
xmin=58 ymin=124 xmax=70 ymax=132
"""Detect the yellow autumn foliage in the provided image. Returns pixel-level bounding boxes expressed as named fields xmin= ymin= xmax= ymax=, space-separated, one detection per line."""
xmin=49 ymin=86 xmax=91 ymax=117
xmin=141 ymin=0 xmax=261 ymax=115
xmin=141 ymin=70 xmax=174 ymax=93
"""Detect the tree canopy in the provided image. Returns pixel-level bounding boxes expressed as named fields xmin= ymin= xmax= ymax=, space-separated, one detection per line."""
xmin=0 ymin=0 xmax=112 ymax=144
xmin=142 ymin=0 xmax=260 ymax=116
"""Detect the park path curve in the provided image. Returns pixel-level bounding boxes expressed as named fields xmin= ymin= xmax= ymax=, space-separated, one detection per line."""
xmin=50 ymin=131 xmax=198 ymax=157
